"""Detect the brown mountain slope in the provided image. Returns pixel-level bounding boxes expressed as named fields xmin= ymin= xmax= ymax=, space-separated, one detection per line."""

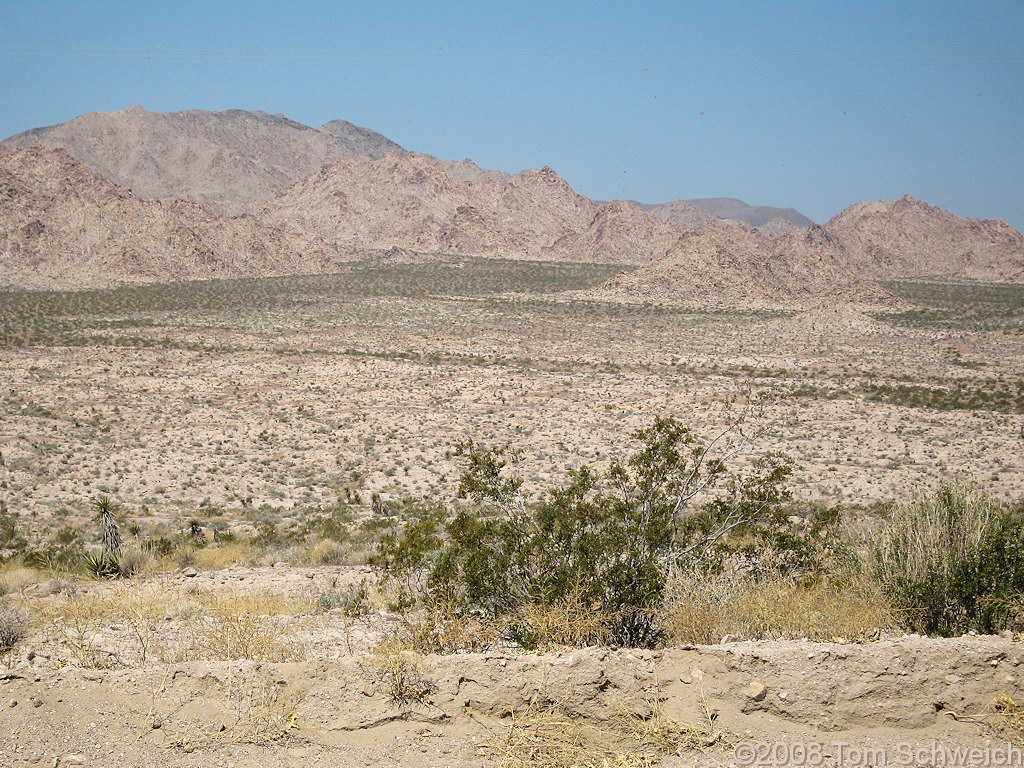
xmin=601 ymin=224 xmax=892 ymax=306
xmin=645 ymin=199 xmax=719 ymax=229
xmin=546 ymin=199 xmax=683 ymax=264
xmin=756 ymin=216 xmax=801 ymax=237
xmin=317 ymin=119 xmax=407 ymax=159
xmin=0 ymin=106 xmax=406 ymax=212
xmin=603 ymin=197 xmax=1024 ymax=306
xmin=422 ymin=156 xmax=511 ymax=183
xmin=685 ymin=197 xmax=815 ymax=228
xmin=261 ymin=153 xmax=602 ymax=258
xmin=0 ymin=147 xmax=338 ymax=289
xmin=823 ymin=194 xmax=1024 ymax=281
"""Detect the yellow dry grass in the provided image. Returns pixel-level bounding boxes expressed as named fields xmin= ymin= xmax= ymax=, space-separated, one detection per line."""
xmin=178 ymin=589 xmax=306 ymax=662
xmin=0 ymin=565 xmax=43 ymax=594
xmin=162 ymin=668 xmax=302 ymax=750
xmin=949 ymin=693 xmax=1024 ymax=743
xmin=659 ymin=570 xmax=899 ymax=644
xmin=192 ymin=543 xmax=260 ymax=570
xmin=509 ymin=588 xmax=613 ymax=651
xmin=368 ymin=634 xmax=435 ymax=705
xmin=481 ymin=687 xmax=726 ymax=768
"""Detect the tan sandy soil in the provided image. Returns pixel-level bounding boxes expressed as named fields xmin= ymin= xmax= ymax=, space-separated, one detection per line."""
xmin=3 ymin=566 xmax=1024 ymax=768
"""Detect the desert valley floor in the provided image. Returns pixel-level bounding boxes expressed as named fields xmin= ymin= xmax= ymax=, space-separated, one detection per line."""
xmin=2 ymin=261 xmax=1024 ymax=767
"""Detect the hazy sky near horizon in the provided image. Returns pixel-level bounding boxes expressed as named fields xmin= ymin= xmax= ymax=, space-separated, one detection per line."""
xmin=2 ymin=1 xmax=1022 ymax=228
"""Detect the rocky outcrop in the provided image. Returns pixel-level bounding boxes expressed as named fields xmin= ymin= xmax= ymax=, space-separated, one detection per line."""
xmin=823 ymin=194 xmax=1024 ymax=281
xmin=0 ymin=106 xmax=408 ymax=211
xmin=0 ymin=146 xmax=337 ymax=288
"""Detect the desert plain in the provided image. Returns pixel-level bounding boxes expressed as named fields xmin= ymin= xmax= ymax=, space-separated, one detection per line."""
xmin=1 ymin=261 xmax=1024 ymax=767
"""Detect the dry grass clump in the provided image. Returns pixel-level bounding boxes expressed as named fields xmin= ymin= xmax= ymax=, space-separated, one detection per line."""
xmin=0 ymin=565 xmax=42 ymax=594
xmin=947 ymin=693 xmax=1024 ymax=743
xmin=482 ymin=689 xmax=725 ymax=768
xmin=191 ymin=542 xmax=260 ymax=570
xmin=396 ymin=595 xmax=500 ymax=654
xmin=507 ymin=589 xmax=614 ymax=650
xmin=307 ymin=538 xmax=348 ymax=565
xmin=368 ymin=635 xmax=435 ymax=705
xmin=180 ymin=589 xmax=305 ymax=662
xmin=620 ymin=693 xmax=726 ymax=755
xmin=659 ymin=566 xmax=898 ymax=644
xmin=29 ymin=582 xmax=177 ymax=667
xmin=873 ymin=483 xmax=996 ymax=588
xmin=0 ymin=604 xmax=30 ymax=657
xmin=32 ymin=591 xmax=119 ymax=667
xmin=164 ymin=668 xmax=301 ymax=750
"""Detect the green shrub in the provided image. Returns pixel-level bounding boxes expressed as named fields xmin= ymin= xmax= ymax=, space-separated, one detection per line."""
xmin=143 ymin=536 xmax=175 ymax=557
xmin=316 ymin=580 xmax=370 ymax=616
xmin=0 ymin=502 xmax=27 ymax=556
xmin=24 ymin=525 xmax=85 ymax=572
xmin=370 ymin=502 xmax=446 ymax=610
xmin=873 ymin=484 xmax=1024 ymax=635
xmin=375 ymin=416 xmax=794 ymax=648
xmin=83 ymin=552 xmax=121 ymax=578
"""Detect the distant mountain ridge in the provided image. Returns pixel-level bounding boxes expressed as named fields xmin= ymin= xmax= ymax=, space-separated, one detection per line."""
xmin=2 ymin=107 xmax=810 ymax=223
xmin=0 ymin=106 xmax=408 ymax=213
xmin=596 ymin=197 xmax=814 ymax=229
xmin=684 ymin=198 xmax=815 ymax=228
xmin=1 ymin=107 xmax=1021 ymax=303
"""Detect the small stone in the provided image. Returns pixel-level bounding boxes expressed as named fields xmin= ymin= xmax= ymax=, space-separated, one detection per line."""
xmin=182 ymin=567 xmax=197 ymax=578
xmin=721 ymin=634 xmax=739 ymax=644
xmin=63 ymin=755 xmax=87 ymax=765
xmin=778 ymin=690 xmax=790 ymax=701
xmin=34 ymin=698 xmax=43 ymax=708
xmin=360 ymin=683 xmax=376 ymax=697
xmin=8 ymin=698 xmax=17 ymax=708
xmin=747 ymin=682 xmax=767 ymax=702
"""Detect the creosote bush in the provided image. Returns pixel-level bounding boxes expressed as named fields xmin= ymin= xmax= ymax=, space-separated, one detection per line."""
xmin=374 ymin=414 xmax=814 ymax=648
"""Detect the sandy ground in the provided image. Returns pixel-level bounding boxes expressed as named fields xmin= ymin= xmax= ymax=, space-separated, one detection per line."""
xmin=3 ymin=566 xmax=1024 ymax=768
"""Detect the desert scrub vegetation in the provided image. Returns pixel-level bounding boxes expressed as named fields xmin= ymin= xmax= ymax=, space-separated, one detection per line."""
xmin=873 ymin=483 xmax=1024 ymax=635
xmin=658 ymin=564 xmax=897 ymax=644
xmin=479 ymin=692 xmax=724 ymax=767
xmin=22 ymin=581 xmax=309 ymax=668
xmin=372 ymin=412 xmax=869 ymax=648
xmin=0 ymin=260 xmax=628 ymax=347
xmin=0 ymin=603 xmax=30 ymax=658
xmin=877 ymin=280 xmax=1024 ymax=331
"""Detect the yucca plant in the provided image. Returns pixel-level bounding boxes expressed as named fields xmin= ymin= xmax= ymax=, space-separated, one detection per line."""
xmin=94 ymin=497 xmax=123 ymax=559
xmin=83 ymin=552 xmax=121 ymax=578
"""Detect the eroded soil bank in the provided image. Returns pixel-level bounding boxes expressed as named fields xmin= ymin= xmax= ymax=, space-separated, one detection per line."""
xmin=4 ymin=634 xmax=1022 ymax=768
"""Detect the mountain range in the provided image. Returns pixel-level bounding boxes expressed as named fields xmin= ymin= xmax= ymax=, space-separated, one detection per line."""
xmin=1 ymin=106 xmax=1021 ymax=302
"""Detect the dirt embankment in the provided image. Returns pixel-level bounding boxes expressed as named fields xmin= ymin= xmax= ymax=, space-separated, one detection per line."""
xmin=3 ymin=633 xmax=1022 ymax=767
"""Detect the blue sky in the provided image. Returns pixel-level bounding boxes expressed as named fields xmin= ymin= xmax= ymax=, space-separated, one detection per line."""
xmin=2 ymin=1 xmax=1022 ymax=228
